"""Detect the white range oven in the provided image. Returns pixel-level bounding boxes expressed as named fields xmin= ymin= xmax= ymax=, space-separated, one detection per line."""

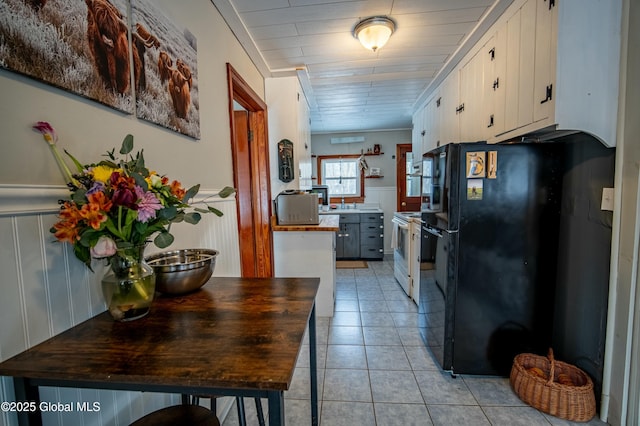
xmin=392 ymin=212 xmax=422 ymax=302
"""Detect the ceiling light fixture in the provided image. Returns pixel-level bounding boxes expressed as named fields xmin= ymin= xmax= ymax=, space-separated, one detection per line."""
xmin=353 ymin=16 xmax=396 ymax=52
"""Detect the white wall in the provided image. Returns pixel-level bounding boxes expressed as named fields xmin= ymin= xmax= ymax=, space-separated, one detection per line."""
xmin=311 ymin=130 xmax=411 ymax=253
xmin=0 ymin=0 xmax=262 ymax=424
xmin=604 ymin=0 xmax=640 ymax=423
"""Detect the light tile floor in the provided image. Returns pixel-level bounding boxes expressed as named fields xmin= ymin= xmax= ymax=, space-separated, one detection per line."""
xmin=224 ymin=256 xmax=608 ymax=426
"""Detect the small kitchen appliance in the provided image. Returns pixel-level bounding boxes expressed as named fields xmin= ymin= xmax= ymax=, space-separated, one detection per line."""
xmin=275 ymin=190 xmax=319 ymax=225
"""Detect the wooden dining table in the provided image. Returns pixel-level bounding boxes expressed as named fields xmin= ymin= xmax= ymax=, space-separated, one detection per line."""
xmin=0 ymin=277 xmax=320 ymax=426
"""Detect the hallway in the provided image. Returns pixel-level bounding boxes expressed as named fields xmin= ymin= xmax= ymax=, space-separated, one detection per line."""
xmin=225 ymin=257 xmax=607 ymax=425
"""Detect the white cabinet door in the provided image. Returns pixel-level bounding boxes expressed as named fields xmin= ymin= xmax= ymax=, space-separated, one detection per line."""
xmin=458 ymin=50 xmax=485 ymax=142
xmin=482 ymin=25 xmax=507 ymax=139
xmin=412 ymin=108 xmax=424 ymax=164
xmin=503 ymin=0 xmax=536 ymax=135
xmin=440 ymin=72 xmax=460 ymax=144
xmin=533 ymin=0 xmax=557 ymax=123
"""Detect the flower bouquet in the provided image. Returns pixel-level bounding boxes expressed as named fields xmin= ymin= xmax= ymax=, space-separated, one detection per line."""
xmin=34 ymin=122 xmax=234 ymax=320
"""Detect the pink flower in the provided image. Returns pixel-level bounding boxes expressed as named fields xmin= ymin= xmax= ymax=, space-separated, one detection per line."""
xmin=90 ymin=236 xmax=117 ymax=258
xmin=33 ymin=121 xmax=58 ymax=145
xmin=135 ymin=186 xmax=162 ymax=223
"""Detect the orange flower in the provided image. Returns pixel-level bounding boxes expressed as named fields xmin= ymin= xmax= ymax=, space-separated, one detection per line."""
xmin=52 ymin=220 xmax=80 ymax=244
xmin=58 ymin=201 xmax=82 ymax=222
xmin=170 ymin=180 xmax=186 ymax=200
xmin=87 ymin=191 xmax=113 ymax=213
xmin=79 ymin=203 xmax=108 ymax=230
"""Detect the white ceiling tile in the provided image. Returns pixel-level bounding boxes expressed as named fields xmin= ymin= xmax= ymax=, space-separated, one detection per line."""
xmin=217 ymin=0 xmax=507 ymax=132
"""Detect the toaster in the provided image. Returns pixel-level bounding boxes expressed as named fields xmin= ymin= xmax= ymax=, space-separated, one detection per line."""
xmin=275 ymin=191 xmax=319 ymax=225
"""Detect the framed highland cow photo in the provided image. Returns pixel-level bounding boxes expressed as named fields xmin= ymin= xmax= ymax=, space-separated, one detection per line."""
xmin=131 ymin=0 xmax=200 ymax=139
xmin=0 ymin=0 xmax=135 ymax=114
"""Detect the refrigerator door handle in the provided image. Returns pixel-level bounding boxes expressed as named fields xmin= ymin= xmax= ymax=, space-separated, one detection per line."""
xmin=423 ymin=225 xmax=443 ymax=238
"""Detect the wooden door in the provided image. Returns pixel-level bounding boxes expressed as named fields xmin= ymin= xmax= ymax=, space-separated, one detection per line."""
xmin=233 ymin=110 xmax=258 ymax=275
xmin=396 ymin=144 xmax=421 ymax=212
xmin=227 ymin=64 xmax=273 ymax=277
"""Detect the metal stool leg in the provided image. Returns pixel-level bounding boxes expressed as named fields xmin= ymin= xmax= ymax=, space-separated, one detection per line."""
xmin=236 ymin=397 xmax=247 ymax=426
xmin=254 ymin=398 xmax=265 ymax=426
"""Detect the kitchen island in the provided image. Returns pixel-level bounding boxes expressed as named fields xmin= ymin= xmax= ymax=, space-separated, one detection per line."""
xmin=272 ymin=215 xmax=339 ymax=317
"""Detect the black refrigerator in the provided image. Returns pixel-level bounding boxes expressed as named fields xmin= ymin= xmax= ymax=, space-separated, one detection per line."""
xmin=417 ymin=141 xmax=565 ymax=376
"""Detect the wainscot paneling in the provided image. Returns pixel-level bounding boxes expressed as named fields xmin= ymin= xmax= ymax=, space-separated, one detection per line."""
xmin=0 ymin=185 xmax=240 ymax=426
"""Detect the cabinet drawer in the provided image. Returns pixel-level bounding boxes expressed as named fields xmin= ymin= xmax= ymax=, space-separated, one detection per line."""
xmin=360 ymin=213 xmax=384 ymax=223
xmin=360 ymin=245 xmax=384 ymax=259
xmin=360 ymin=231 xmax=383 ymax=244
xmin=360 ymin=222 xmax=383 ymax=233
xmin=338 ymin=214 xmax=360 ymax=223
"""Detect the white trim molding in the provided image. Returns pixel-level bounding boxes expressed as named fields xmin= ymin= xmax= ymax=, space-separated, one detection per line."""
xmin=0 ymin=184 xmax=236 ymax=217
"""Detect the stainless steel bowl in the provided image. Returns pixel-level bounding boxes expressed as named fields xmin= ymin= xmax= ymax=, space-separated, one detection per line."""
xmin=146 ymin=249 xmax=218 ymax=295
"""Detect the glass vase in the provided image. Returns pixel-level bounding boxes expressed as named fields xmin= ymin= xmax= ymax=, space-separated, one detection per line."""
xmin=101 ymin=244 xmax=156 ymax=321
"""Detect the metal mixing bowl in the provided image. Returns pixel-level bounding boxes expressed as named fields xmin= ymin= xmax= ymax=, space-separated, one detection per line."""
xmin=146 ymin=249 xmax=218 ymax=295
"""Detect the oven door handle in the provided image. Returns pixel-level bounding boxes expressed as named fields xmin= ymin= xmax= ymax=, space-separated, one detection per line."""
xmin=392 ymin=217 xmax=410 ymax=229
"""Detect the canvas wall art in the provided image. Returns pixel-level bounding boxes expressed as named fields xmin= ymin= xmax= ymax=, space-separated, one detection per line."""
xmin=131 ymin=0 xmax=200 ymax=139
xmin=0 ymin=0 xmax=134 ymax=114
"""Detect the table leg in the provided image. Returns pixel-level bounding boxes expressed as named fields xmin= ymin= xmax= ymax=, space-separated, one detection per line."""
xmin=13 ymin=378 xmax=42 ymax=426
xmin=308 ymin=304 xmax=318 ymax=426
xmin=267 ymin=391 xmax=284 ymax=426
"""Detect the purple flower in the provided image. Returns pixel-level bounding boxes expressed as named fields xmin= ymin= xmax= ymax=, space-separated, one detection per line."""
xmin=135 ymin=186 xmax=162 ymax=223
xmin=86 ymin=181 xmax=105 ymax=195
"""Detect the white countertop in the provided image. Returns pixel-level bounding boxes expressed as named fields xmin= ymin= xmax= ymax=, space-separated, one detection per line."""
xmin=319 ymin=206 xmax=383 ymax=214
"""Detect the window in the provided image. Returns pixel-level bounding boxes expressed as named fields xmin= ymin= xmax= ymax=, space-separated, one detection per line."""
xmin=317 ymin=155 xmax=364 ymax=202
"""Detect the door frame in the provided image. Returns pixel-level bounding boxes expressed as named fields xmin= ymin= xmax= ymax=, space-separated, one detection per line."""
xmin=396 ymin=143 xmax=421 ymax=212
xmin=226 ymin=63 xmax=273 ymax=277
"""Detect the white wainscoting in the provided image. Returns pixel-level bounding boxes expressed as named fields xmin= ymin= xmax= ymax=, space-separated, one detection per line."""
xmin=0 ymin=185 xmax=240 ymax=426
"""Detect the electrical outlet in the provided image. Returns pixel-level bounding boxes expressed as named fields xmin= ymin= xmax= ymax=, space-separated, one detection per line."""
xmin=601 ymin=187 xmax=614 ymax=211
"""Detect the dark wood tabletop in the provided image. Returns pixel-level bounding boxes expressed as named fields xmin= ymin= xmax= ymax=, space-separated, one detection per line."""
xmin=0 ymin=276 xmax=320 ymax=425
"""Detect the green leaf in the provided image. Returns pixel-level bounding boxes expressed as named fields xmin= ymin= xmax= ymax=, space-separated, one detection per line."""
xmin=208 ymin=206 xmax=224 ymax=217
xmin=135 ymin=150 xmax=147 ymax=174
xmin=184 ymin=212 xmax=201 ymax=224
xmin=154 ymin=231 xmax=174 ymax=248
xmin=183 ymin=184 xmax=200 ymax=203
xmin=120 ymin=134 xmax=134 ymax=155
xmin=71 ymin=188 xmax=87 ymax=204
xmin=130 ymin=172 xmax=148 ymax=190
xmin=63 ymin=149 xmax=85 ymax=173
xmin=97 ymin=160 xmax=119 ymax=169
xmin=73 ymin=244 xmax=93 ymax=272
xmin=157 ymin=206 xmax=178 ymax=220
xmin=218 ymin=186 xmax=236 ymax=198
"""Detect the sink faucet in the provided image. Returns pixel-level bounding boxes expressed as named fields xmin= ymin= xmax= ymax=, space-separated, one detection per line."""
xmin=341 ymin=197 xmax=345 ymax=209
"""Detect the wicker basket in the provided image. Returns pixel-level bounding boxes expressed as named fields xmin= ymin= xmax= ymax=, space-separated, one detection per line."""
xmin=510 ymin=349 xmax=596 ymax=422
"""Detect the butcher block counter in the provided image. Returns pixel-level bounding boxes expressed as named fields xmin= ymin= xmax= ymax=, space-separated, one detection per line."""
xmin=271 ymin=214 xmax=339 ymax=231
xmin=272 ymin=215 xmax=338 ymax=316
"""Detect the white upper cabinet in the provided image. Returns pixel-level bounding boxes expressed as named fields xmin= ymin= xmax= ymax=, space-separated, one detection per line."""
xmin=440 ymin=73 xmax=460 ymax=145
xmin=411 ymin=107 xmax=424 ymax=164
xmin=481 ymin=27 xmax=507 ymax=139
xmin=417 ymin=0 xmax=622 ymax=147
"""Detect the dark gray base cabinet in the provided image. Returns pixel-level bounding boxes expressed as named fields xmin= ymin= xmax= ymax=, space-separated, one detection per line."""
xmin=335 ymin=212 xmax=384 ymax=260
xmin=360 ymin=213 xmax=384 ymax=260
xmin=336 ymin=214 xmax=360 ymax=259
